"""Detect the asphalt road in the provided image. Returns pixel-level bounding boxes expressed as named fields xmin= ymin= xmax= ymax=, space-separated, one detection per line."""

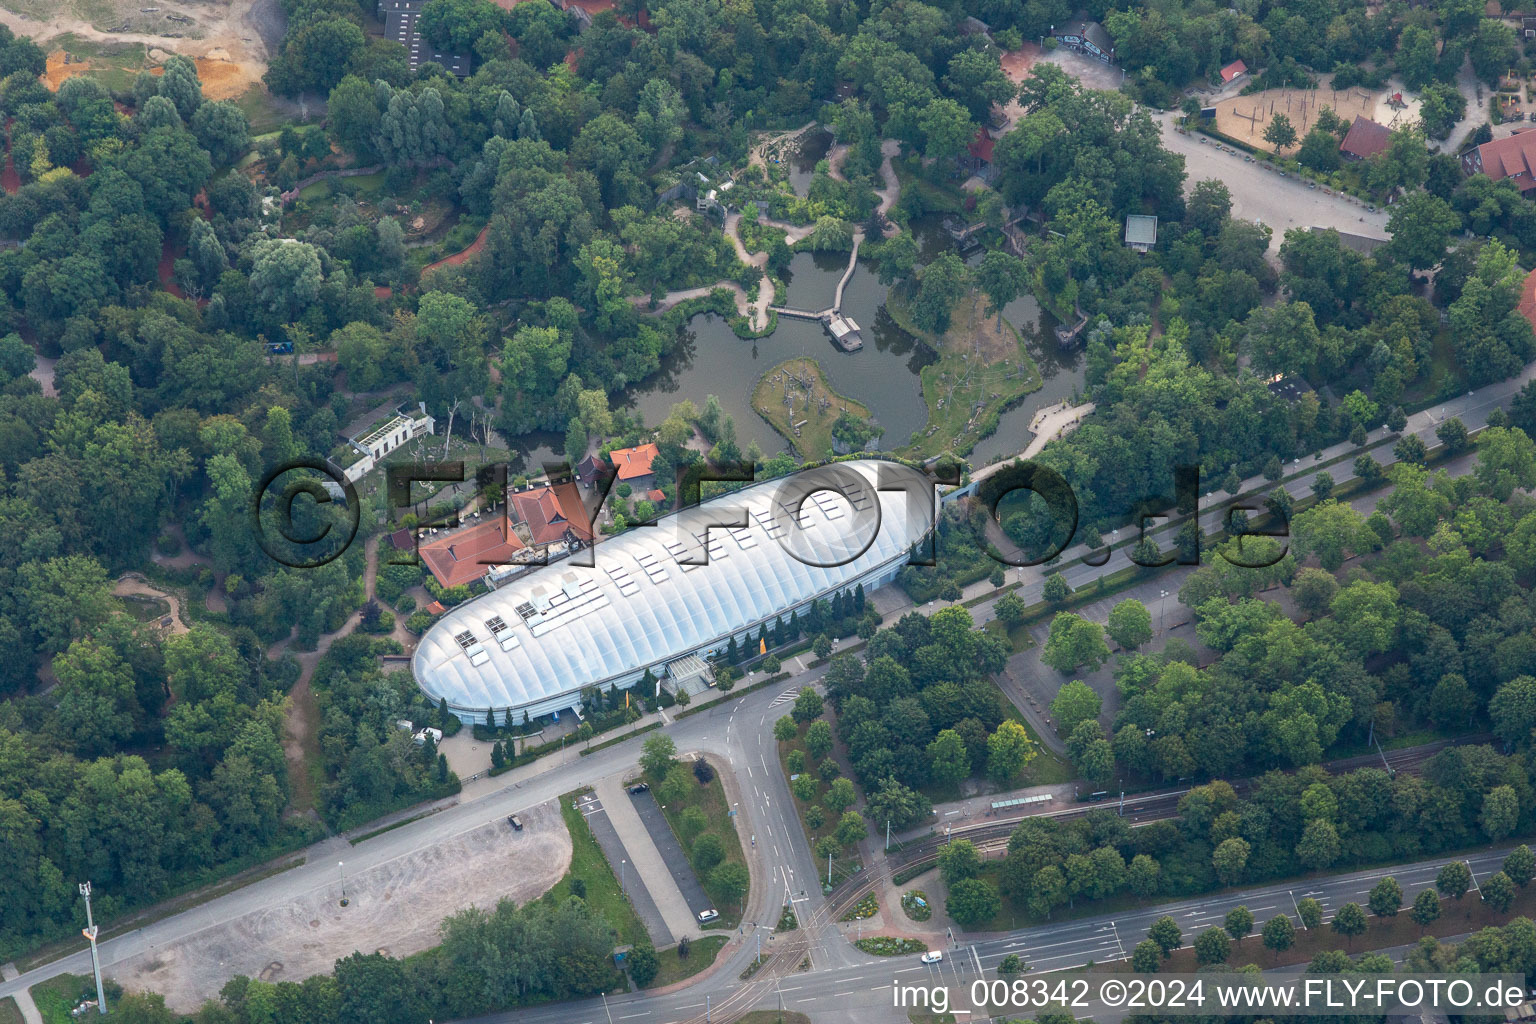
xmin=467 ymin=844 xmax=1528 ymax=1024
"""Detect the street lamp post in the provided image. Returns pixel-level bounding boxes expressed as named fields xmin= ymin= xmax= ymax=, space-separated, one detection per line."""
xmin=338 ymin=861 xmax=348 ymax=907
xmin=621 ymin=859 xmax=626 ymax=895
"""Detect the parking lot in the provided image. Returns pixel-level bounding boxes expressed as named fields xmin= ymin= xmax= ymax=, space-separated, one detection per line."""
xmin=576 ymin=790 xmax=677 ymax=946
xmin=1157 ymin=115 xmax=1392 ymax=249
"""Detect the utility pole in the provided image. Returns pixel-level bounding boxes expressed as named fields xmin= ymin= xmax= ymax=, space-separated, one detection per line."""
xmin=885 ymin=820 xmax=891 ymax=851
xmin=706 ymin=996 xmax=711 ymax=1024
xmin=78 ymin=882 xmax=107 ymax=1016
xmin=1118 ymin=784 xmax=1124 ymax=817
xmin=827 ymin=851 xmax=832 ymax=886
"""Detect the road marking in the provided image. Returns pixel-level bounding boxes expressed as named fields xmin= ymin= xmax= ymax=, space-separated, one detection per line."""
xmin=619 ymin=1014 xmax=650 ymax=1019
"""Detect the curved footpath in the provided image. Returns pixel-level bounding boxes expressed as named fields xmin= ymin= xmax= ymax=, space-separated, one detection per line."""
xmin=636 ymin=134 xmax=904 ymax=332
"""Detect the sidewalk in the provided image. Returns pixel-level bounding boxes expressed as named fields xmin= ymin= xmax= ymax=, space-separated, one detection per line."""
xmin=0 ymin=964 xmax=40 ymax=1024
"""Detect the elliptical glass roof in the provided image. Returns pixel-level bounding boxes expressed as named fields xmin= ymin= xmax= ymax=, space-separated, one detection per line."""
xmin=412 ymin=459 xmax=935 ymax=716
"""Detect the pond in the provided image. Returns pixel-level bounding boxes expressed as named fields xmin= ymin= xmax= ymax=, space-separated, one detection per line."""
xmin=626 ymin=250 xmax=936 ymax=453
xmin=786 ymin=128 xmax=833 ymax=197
xmin=588 ymin=214 xmax=1089 ymax=466
xmin=119 ymin=594 xmax=170 ymax=622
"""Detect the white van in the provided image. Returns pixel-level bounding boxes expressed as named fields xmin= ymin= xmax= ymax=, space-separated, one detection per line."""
xmin=920 ymin=950 xmax=943 ymax=964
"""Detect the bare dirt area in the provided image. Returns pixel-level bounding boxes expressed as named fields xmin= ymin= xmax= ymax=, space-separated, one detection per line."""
xmin=111 ymin=573 xmax=190 ymax=636
xmin=8 ymin=0 xmax=277 ymax=98
xmin=107 ymin=802 xmax=572 ymax=1011
xmin=1212 ymin=78 xmax=1419 ymax=154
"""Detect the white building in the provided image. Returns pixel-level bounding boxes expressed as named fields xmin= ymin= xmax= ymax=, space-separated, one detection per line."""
xmin=336 ymin=402 xmax=435 ymax=483
xmin=412 ymin=459 xmax=936 ymax=723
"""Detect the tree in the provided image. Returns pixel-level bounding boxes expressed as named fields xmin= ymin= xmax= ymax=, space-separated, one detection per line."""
xmin=1411 ymin=888 xmax=1441 ymax=932
xmin=1224 ymin=905 xmax=1254 ymax=942
xmin=974 ymin=251 xmax=1028 ymax=329
xmin=1148 ymin=915 xmax=1182 ymax=955
xmin=946 ymin=877 xmax=1001 ymax=926
xmin=939 ymin=839 xmax=983 ymax=886
xmin=791 ymin=688 xmax=825 ymax=724
xmin=1298 ymin=128 xmax=1342 ymax=172
xmin=1330 ymin=902 xmax=1367 ymax=947
xmin=190 ymin=100 xmax=250 ymax=166
xmin=1042 ymin=573 xmax=1071 ymax=605
xmin=1263 ymin=113 xmax=1298 ymax=151
xmin=1477 ymin=426 xmax=1536 ymax=500
xmin=1041 ymin=613 xmax=1109 ymax=673
xmin=999 ymin=953 xmax=1023 ymax=975
xmin=1194 ymin=927 xmax=1231 ymax=965
xmin=773 ymin=716 xmax=798 ymax=742
xmin=986 ymin=719 xmax=1037 ymax=782
xmin=1492 ymin=675 xmax=1536 ymax=747
xmin=420 ymin=0 xmax=507 ymax=53
xmin=1437 ymin=864 xmax=1476 ymax=912
xmin=1212 ymin=837 xmax=1251 ymax=886
xmin=1471 ymin=18 xmax=1520 ymax=84
xmin=995 ymin=592 xmax=1027 ymax=625
xmin=1436 ymin=417 xmax=1471 ymax=455
xmin=691 ymin=833 xmax=725 ymax=875
xmin=1482 ymin=785 xmax=1520 ymax=842
xmin=1369 ymin=877 xmax=1403 ymax=918
xmin=825 ymin=777 xmax=857 ymax=813
xmin=834 ymin=811 xmax=868 ymax=848
xmin=1386 ymin=192 xmax=1461 ymax=271
xmin=249 ymin=239 xmax=323 ymax=322
xmin=640 ymin=734 xmax=677 ymax=779
xmin=711 ymin=861 xmax=750 ymax=908
xmin=1261 ymin=914 xmax=1296 ymax=959
xmin=865 ymin=776 xmax=931 ymax=830
xmin=1505 ymin=845 xmax=1536 ymax=887
xmin=1050 ymin=680 xmax=1101 ymax=737
xmin=1295 ymin=819 xmax=1341 ymax=869
xmin=805 ymin=720 xmax=833 ymax=761
xmin=627 ymin=938 xmax=659 ymax=986
xmin=1186 ymin=179 xmax=1232 ymax=236
xmin=911 ymin=252 xmax=969 ymax=335
xmin=1297 ymin=897 xmax=1323 ymax=930
xmin=1106 ymin=599 xmax=1152 ymax=650
xmin=927 ymin=729 xmax=970 ymax=785
xmin=1131 ymin=939 xmax=1162 ymax=972
xmin=1128 ymin=854 xmax=1161 ymax=899
xmin=919 ymin=98 xmax=977 ymax=163
xmin=1483 ymin=870 xmax=1517 ymax=913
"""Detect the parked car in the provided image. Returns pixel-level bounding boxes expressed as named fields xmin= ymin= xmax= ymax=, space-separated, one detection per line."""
xmin=508 ymin=814 xmax=523 ymax=831
xmin=628 ymin=783 xmax=650 ymax=794
xmin=697 ymin=909 xmax=719 ymax=923
xmin=920 ymin=950 xmax=943 ymax=964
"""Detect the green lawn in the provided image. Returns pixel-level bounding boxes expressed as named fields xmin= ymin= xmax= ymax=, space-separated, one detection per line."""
xmin=643 ymin=934 xmax=728 ymax=987
xmin=30 ymin=975 xmax=95 ymax=1024
xmin=776 ymin=722 xmax=865 ymax=887
xmin=657 ymin=768 xmax=750 ymax=928
xmin=554 ymin=790 xmax=647 ymax=947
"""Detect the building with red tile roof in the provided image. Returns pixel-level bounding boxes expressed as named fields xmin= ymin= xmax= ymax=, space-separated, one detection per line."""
xmin=1339 ymin=116 xmax=1391 ymax=161
xmin=1461 ymin=129 xmax=1536 ymax=192
xmin=511 ymin=484 xmax=594 ymax=546
xmin=608 ymin=442 xmax=659 ymax=485
xmin=966 ymin=128 xmax=996 ymax=165
xmin=418 ymin=519 xmax=525 ymax=589
xmin=1519 ymin=267 xmax=1536 ymax=333
xmin=1219 ymin=59 xmax=1247 ymax=84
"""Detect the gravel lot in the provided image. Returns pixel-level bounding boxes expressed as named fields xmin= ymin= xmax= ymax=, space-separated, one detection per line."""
xmin=107 ymin=802 xmax=570 ymax=1011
